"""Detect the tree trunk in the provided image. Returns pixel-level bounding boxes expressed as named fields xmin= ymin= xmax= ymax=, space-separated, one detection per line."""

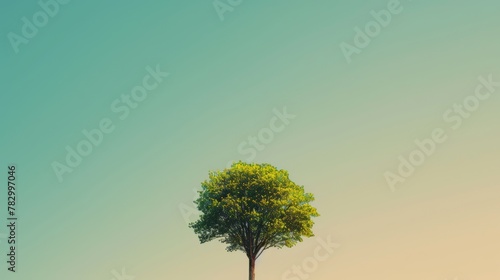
xmin=249 ymin=256 xmax=256 ymax=280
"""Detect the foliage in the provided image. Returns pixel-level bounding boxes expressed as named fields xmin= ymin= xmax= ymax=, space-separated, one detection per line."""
xmin=190 ymin=162 xmax=319 ymax=259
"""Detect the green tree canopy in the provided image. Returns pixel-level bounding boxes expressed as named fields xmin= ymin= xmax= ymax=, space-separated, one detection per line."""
xmin=190 ymin=162 xmax=319 ymax=280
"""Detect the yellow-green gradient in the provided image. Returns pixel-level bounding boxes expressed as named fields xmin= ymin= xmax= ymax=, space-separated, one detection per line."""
xmin=1 ymin=0 xmax=500 ymax=279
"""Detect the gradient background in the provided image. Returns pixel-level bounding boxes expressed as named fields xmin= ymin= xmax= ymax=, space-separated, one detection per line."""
xmin=1 ymin=0 xmax=500 ymax=279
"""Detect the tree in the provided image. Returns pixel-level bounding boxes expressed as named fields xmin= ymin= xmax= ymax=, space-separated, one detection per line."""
xmin=190 ymin=162 xmax=319 ymax=280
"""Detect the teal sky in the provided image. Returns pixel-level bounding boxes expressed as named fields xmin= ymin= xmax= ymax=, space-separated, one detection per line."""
xmin=1 ymin=1 xmax=500 ymax=279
